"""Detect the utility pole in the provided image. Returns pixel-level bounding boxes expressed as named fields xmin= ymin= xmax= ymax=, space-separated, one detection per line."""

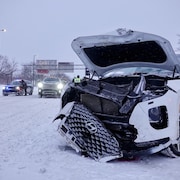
xmin=33 ymin=55 xmax=36 ymax=86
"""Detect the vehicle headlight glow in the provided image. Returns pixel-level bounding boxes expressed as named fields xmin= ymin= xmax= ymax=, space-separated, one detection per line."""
xmin=2 ymin=86 xmax=5 ymax=90
xmin=16 ymin=86 xmax=20 ymax=90
xmin=38 ymin=82 xmax=43 ymax=88
xmin=57 ymin=83 xmax=64 ymax=89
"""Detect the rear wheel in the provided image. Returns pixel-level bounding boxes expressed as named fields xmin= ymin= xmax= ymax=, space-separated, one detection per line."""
xmin=161 ymin=144 xmax=180 ymax=158
xmin=29 ymin=90 xmax=33 ymax=95
xmin=27 ymin=87 xmax=33 ymax=95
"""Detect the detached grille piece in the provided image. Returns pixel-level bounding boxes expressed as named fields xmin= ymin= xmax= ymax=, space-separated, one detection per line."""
xmin=58 ymin=102 xmax=122 ymax=162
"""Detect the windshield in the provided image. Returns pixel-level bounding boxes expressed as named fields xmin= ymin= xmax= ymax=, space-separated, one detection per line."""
xmin=103 ymin=67 xmax=180 ymax=78
xmin=44 ymin=77 xmax=60 ymax=83
xmin=11 ymin=80 xmax=21 ymax=85
xmin=25 ymin=80 xmax=32 ymax=84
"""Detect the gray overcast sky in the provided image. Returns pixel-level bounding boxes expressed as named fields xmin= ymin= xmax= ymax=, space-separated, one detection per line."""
xmin=0 ymin=0 xmax=180 ymax=66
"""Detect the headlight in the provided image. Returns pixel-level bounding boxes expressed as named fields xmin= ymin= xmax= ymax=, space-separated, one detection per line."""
xmin=16 ymin=86 xmax=20 ymax=90
xmin=57 ymin=83 xmax=64 ymax=89
xmin=38 ymin=82 xmax=43 ymax=88
xmin=2 ymin=86 xmax=5 ymax=90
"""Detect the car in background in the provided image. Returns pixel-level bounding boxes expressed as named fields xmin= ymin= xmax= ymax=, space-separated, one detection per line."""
xmin=37 ymin=77 xmax=64 ymax=98
xmin=2 ymin=79 xmax=33 ymax=96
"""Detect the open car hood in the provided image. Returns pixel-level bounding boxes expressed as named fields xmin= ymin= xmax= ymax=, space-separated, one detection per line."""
xmin=72 ymin=28 xmax=180 ymax=77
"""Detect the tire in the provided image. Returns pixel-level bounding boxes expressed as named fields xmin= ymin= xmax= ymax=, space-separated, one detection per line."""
xmin=161 ymin=122 xmax=180 ymax=158
xmin=169 ymin=143 xmax=180 ymax=157
xmin=19 ymin=89 xmax=25 ymax=96
xmin=169 ymin=121 xmax=180 ymax=156
xmin=161 ymin=144 xmax=180 ymax=158
xmin=29 ymin=90 xmax=33 ymax=95
xmin=27 ymin=87 xmax=33 ymax=95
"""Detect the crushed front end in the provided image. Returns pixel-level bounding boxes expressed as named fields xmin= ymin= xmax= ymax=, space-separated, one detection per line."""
xmin=54 ymin=74 xmax=179 ymax=161
xmin=54 ymin=29 xmax=180 ymax=161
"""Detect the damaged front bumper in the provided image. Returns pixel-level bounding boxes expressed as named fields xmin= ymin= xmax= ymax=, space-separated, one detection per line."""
xmin=56 ymin=102 xmax=123 ymax=162
xmin=55 ymin=100 xmax=171 ymax=162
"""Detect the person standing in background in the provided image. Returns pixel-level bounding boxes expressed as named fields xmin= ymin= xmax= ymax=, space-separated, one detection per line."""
xmin=21 ymin=79 xmax=27 ymax=95
xmin=73 ymin=75 xmax=81 ymax=85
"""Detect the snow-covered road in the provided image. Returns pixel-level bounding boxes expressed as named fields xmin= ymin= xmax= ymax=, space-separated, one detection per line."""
xmin=0 ymin=86 xmax=180 ymax=180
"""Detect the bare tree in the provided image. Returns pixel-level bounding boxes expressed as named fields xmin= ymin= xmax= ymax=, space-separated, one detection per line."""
xmin=21 ymin=63 xmax=33 ymax=81
xmin=0 ymin=55 xmax=7 ymax=75
xmin=0 ymin=55 xmax=18 ymax=83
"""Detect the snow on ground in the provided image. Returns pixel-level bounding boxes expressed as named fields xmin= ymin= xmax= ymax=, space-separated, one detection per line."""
xmin=0 ymin=85 xmax=180 ymax=180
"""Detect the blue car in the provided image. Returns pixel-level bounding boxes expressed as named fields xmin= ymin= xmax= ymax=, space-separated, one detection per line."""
xmin=2 ymin=79 xmax=33 ymax=96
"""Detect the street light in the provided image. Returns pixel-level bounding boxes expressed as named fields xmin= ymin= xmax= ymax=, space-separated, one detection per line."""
xmin=0 ymin=29 xmax=6 ymax=32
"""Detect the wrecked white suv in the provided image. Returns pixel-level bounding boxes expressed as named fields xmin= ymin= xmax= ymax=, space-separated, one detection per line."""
xmin=54 ymin=29 xmax=180 ymax=162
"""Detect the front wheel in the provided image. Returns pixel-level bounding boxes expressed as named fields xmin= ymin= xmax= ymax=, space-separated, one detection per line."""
xmin=161 ymin=122 xmax=180 ymax=158
xmin=161 ymin=142 xmax=180 ymax=158
xmin=170 ymin=121 xmax=180 ymax=156
xmin=169 ymin=141 xmax=180 ymax=157
xmin=19 ymin=89 xmax=25 ymax=96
